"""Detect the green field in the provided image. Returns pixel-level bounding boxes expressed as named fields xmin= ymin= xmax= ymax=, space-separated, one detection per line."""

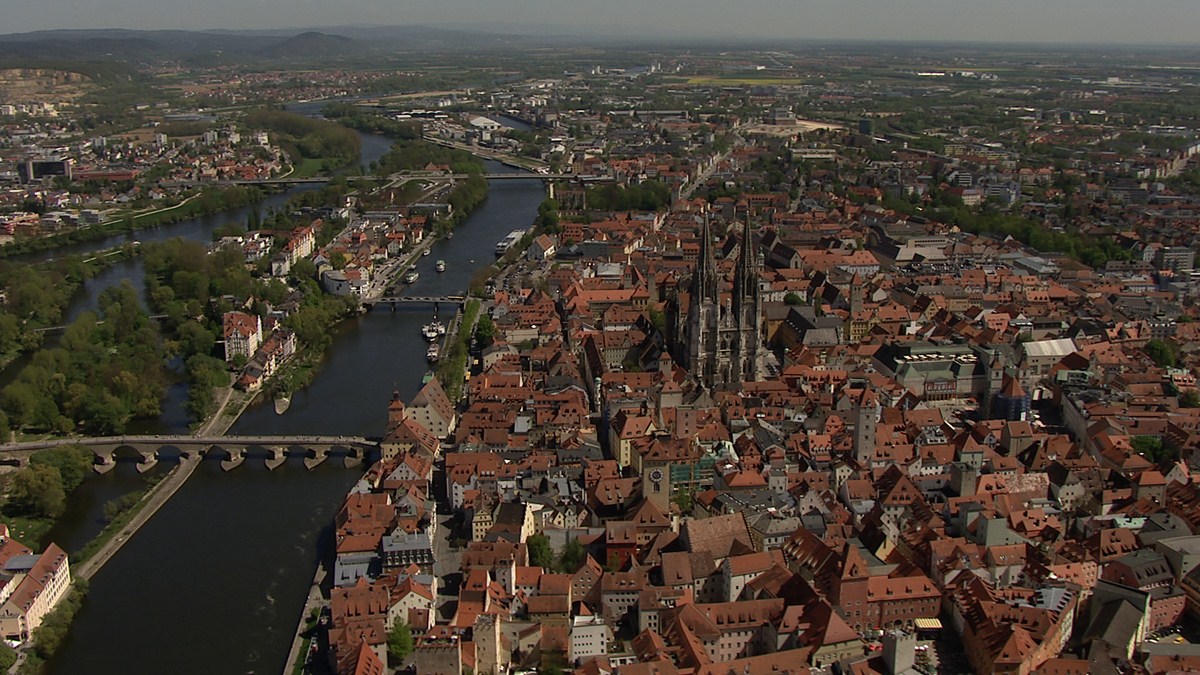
xmin=682 ymin=75 xmax=805 ymax=86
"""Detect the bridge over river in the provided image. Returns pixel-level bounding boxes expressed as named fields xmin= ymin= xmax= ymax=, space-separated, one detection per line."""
xmin=0 ymin=434 xmax=379 ymax=473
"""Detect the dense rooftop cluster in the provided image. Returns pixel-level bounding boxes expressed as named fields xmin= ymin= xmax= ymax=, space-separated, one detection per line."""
xmin=323 ymin=66 xmax=1200 ymax=674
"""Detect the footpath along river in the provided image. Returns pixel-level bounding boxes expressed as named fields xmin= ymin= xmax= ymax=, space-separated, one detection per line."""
xmin=44 ymin=144 xmax=545 ymax=673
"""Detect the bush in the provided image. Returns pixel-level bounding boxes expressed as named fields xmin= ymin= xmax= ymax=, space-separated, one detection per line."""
xmin=0 ymin=643 xmax=16 ymax=669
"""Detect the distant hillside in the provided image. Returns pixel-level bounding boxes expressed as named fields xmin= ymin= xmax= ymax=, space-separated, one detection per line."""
xmin=257 ymin=31 xmax=357 ymax=59
xmin=0 ymin=26 xmax=544 ymax=63
xmin=0 ymin=34 xmax=165 ymax=60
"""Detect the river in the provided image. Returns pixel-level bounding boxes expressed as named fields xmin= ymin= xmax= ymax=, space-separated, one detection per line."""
xmin=45 ymin=144 xmax=545 ymax=672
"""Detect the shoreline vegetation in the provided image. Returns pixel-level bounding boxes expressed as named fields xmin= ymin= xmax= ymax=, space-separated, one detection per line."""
xmin=0 ymin=185 xmax=267 ymax=259
xmin=0 ymin=108 xmax=507 ymax=445
xmin=0 ymin=106 xmax=365 ymax=262
xmin=0 ymin=245 xmax=138 ymax=372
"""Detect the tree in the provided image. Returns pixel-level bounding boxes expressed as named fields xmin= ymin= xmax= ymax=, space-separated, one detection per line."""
xmin=784 ymin=292 xmax=804 ymax=306
xmin=558 ymin=539 xmax=586 ymax=573
xmin=1145 ymin=339 xmax=1177 ymax=368
xmin=1181 ymin=390 xmax=1200 ymax=408
xmin=648 ymin=307 xmax=667 ymax=333
xmin=1131 ymin=435 xmax=1177 ymax=464
xmin=30 ymin=445 xmax=93 ymax=493
xmin=4 ymin=464 xmax=66 ymax=519
xmin=475 ymin=314 xmax=495 ymax=347
xmin=387 ymin=622 xmax=414 ymax=664
xmin=673 ymin=490 xmax=694 ymax=514
xmin=527 ymin=534 xmax=554 ymax=569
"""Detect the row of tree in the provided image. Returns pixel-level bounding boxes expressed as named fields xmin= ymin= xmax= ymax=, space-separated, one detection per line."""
xmin=0 ymin=186 xmax=264 ymax=259
xmin=2 ymin=445 xmax=94 ymax=520
xmin=321 ymin=103 xmax=422 ymax=140
xmin=526 ymin=534 xmax=588 ymax=573
xmin=374 ymin=138 xmax=483 ymax=176
xmin=244 ymin=109 xmax=361 ymax=173
xmin=585 ymin=181 xmax=672 ymax=211
xmin=0 ymin=283 xmax=166 ymax=436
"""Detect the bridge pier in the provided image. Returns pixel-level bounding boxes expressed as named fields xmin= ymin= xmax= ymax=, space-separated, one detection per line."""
xmin=304 ymin=447 xmax=329 ymax=470
xmin=265 ymin=446 xmax=287 ymax=471
xmin=344 ymin=446 xmax=363 ymax=469
xmin=221 ymin=449 xmax=245 ymax=471
xmin=94 ymin=456 xmax=117 ymax=474
xmin=137 ymin=456 xmax=158 ymax=474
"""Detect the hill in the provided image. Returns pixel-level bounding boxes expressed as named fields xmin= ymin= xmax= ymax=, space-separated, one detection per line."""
xmin=257 ymin=31 xmax=357 ymax=59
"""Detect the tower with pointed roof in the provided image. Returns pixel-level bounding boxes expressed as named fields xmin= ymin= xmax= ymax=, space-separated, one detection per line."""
xmin=684 ymin=213 xmax=764 ymax=389
xmin=685 ymin=214 xmax=719 ymax=386
xmin=854 ymin=387 xmax=881 ymax=467
xmin=850 ymin=272 xmax=864 ymax=316
xmin=730 ymin=213 xmax=764 ymax=385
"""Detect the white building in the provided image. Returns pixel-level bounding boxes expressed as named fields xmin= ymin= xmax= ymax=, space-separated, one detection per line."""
xmin=569 ymin=606 xmax=611 ymax=662
xmin=0 ymin=540 xmax=72 ymax=642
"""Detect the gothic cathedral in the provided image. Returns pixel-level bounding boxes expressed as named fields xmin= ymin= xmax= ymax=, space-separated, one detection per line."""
xmin=682 ymin=214 xmax=765 ymax=389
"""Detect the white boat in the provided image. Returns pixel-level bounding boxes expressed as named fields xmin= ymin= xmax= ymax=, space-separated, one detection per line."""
xmin=426 ymin=345 xmax=440 ymax=362
xmin=404 ymin=271 xmax=419 ymax=284
xmin=495 ymin=229 xmax=525 ymax=256
xmin=422 ymin=248 xmax=431 ymax=256
xmin=435 ymin=259 xmax=446 ymax=273
xmin=436 ymin=322 xmax=447 ymax=336
xmin=422 ymin=322 xmax=441 ymax=341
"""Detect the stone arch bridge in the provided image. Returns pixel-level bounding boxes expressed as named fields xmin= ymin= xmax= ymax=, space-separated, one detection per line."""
xmin=0 ymin=435 xmax=380 ymax=473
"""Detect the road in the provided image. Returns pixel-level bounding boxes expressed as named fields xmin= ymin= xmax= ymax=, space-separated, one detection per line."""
xmin=432 ymin=508 xmax=462 ymax=623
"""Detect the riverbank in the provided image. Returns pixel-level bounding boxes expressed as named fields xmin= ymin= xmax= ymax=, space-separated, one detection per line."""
xmin=70 ymin=459 xmax=192 ymax=581
xmin=0 ymin=185 xmax=266 ymax=260
xmin=282 ymin=556 xmax=328 ymax=675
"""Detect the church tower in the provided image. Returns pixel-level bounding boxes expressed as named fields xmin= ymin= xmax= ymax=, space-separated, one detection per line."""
xmin=685 ymin=213 xmax=765 ymax=389
xmin=729 ymin=214 xmax=764 ymax=384
xmin=850 ymin=272 xmax=864 ymax=315
xmin=686 ymin=213 xmax=720 ymax=387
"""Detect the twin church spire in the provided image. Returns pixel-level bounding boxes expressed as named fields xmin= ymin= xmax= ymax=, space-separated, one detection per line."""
xmin=684 ymin=211 xmax=764 ymax=389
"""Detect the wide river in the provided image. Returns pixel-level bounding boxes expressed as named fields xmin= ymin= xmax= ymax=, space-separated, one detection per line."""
xmin=43 ymin=119 xmax=545 ymax=673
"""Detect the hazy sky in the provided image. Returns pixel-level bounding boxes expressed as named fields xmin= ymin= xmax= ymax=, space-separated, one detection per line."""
xmin=6 ymin=0 xmax=1200 ymax=45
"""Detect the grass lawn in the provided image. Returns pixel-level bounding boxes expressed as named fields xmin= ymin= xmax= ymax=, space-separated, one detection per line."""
xmin=291 ymin=636 xmax=312 ymax=675
xmin=290 ymin=158 xmax=327 ymax=178
xmin=0 ymin=514 xmax=53 ymax=549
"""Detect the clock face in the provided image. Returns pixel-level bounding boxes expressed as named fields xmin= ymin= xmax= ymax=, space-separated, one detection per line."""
xmin=649 ymin=468 xmax=664 ymax=482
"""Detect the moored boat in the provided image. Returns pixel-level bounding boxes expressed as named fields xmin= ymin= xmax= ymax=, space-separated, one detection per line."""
xmin=404 ymin=270 xmax=419 ymax=284
xmin=435 ymin=259 xmax=446 ymax=273
xmin=426 ymin=344 xmax=440 ymax=362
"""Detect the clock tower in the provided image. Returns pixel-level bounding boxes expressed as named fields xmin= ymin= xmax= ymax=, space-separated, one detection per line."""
xmin=643 ymin=464 xmax=671 ymax=511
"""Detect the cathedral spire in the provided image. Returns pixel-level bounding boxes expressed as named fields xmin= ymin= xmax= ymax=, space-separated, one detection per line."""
xmin=693 ymin=212 xmax=718 ymax=302
xmin=733 ymin=213 xmax=757 ymax=303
